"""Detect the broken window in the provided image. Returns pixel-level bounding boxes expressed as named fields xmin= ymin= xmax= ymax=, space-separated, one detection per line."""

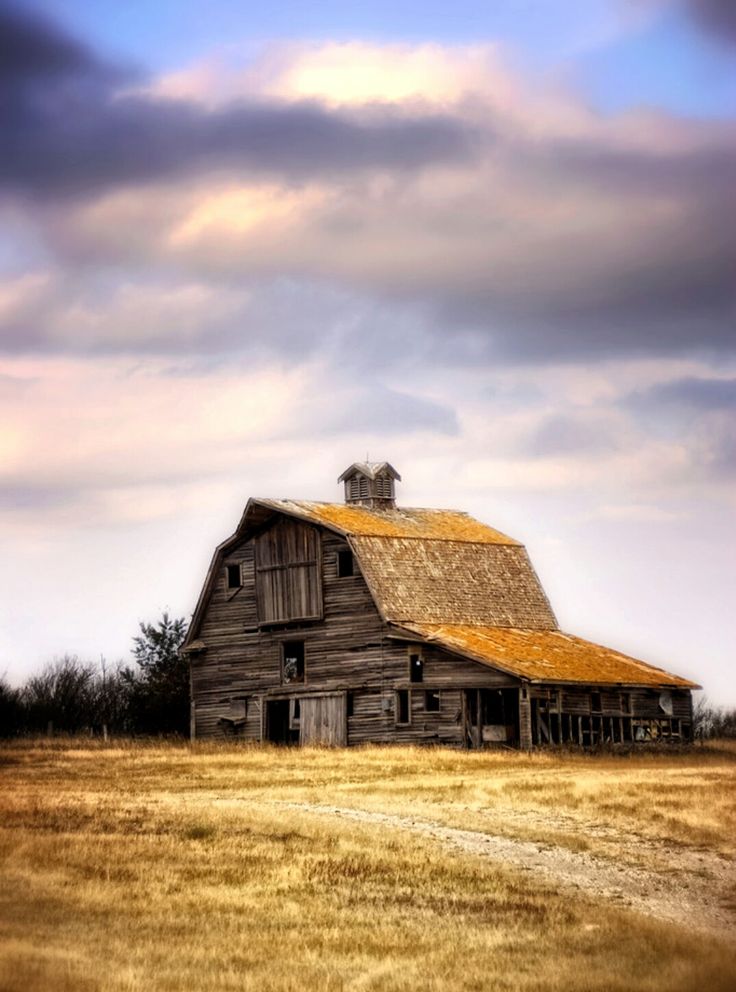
xmin=226 ymin=563 xmax=242 ymax=589
xmin=659 ymin=692 xmax=673 ymax=716
xmin=409 ymin=654 xmax=423 ymax=683
xmin=591 ymin=691 xmax=602 ymax=713
xmin=425 ymin=690 xmax=440 ymax=712
xmin=337 ymin=548 xmax=354 ymax=577
xmin=282 ymin=641 xmax=305 ymax=683
xmin=396 ymin=689 xmax=410 ymax=725
xmin=621 ymin=692 xmax=631 ymax=714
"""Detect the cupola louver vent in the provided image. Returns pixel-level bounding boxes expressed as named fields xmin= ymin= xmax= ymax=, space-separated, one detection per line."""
xmin=338 ymin=461 xmax=401 ymax=509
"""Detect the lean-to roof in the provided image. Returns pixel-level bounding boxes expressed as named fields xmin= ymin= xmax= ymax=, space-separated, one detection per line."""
xmin=397 ymin=623 xmax=699 ymax=688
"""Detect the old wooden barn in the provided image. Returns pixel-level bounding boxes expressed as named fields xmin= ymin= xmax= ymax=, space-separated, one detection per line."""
xmin=182 ymin=462 xmax=698 ymax=748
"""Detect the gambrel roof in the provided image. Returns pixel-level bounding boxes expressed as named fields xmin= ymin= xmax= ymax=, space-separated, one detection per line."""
xmin=183 ymin=498 xmax=699 ymax=689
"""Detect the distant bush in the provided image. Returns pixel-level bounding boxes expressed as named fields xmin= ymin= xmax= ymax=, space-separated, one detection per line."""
xmin=693 ymin=697 xmax=736 ymax=740
xmin=0 ymin=675 xmax=25 ymax=736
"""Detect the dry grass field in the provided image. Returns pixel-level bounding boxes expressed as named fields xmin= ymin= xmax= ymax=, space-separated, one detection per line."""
xmin=1 ymin=740 xmax=735 ymax=992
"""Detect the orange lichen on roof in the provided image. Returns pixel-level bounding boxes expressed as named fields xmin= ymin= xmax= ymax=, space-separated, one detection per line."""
xmin=400 ymin=623 xmax=700 ymax=688
xmin=253 ymin=499 xmax=520 ymax=544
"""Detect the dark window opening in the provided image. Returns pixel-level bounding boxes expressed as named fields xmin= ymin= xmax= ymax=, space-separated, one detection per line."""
xmin=337 ymin=549 xmax=354 ymax=577
xmin=226 ymin=563 xmax=241 ymax=589
xmin=282 ymin=641 xmax=305 ymax=683
xmin=396 ymin=689 xmax=410 ymax=725
xmin=591 ymin=691 xmax=602 ymax=713
xmin=425 ymin=690 xmax=440 ymax=712
xmin=409 ymin=654 xmax=423 ymax=683
xmin=482 ymin=690 xmax=506 ymax=724
xmin=621 ymin=693 xmax=630 ymax=714
xmin=347 ymin=692 xmax=354 ymax=718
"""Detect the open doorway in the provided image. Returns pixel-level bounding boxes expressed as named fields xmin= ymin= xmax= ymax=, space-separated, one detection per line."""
xmin=464 ymin=689 xmax=520 ymax=747
xmin=265 ymin=700 xmax=297 ymax=744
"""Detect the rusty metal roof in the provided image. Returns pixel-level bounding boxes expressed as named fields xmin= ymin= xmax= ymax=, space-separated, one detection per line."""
xmin=398 ymin=623 xmax=700 ymax=688
xmin=252 ymin=499 xmax=521 ymax=544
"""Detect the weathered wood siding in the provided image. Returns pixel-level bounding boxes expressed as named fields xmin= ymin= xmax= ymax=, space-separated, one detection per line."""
xmin=192 ymin=526 xmax=384 ymax=738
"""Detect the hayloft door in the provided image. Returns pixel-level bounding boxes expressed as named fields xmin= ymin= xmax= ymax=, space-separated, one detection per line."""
xmin=299 ymin=693 xmax=347 ymax=746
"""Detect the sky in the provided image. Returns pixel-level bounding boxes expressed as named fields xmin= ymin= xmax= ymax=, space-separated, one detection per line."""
xmin=1 ymin=0 xmax=734 ymax=704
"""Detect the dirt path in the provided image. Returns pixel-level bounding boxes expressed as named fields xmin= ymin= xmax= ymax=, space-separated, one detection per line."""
xmin=271 ymin=801 xmax=736 ymax=940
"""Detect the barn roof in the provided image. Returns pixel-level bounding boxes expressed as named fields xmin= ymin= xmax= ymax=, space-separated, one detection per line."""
xmin=394 ymin=623 xmax=700 ymax=688
xmin=247 ymin=499 xmax=555 ymax=630
xmin=183 ymin=497 xmax=697 ymax=688
xmin=250 ymin=499 xmax=520 ymax=544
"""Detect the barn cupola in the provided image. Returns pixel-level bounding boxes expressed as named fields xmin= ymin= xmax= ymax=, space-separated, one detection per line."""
xmin=338 ymin=462 xmax=401 ymax=509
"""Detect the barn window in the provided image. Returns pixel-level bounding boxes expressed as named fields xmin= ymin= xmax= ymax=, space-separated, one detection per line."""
xmin=409 ymin=654 xmax=423 ymax=683
xmin=591 ymin=691 xmax=602 ymax=713
xmin=226 ymin=563 xmax=242 ymax=589
xmin=282 ymin=641 xmax=305 ymax=684
xmin=425 ymin=690 xmax=440 ymax=712
xmin=620 ymin=692 xmax=630 ymax=714
xmin=347 ymin=692 xmax=354 ymax=718
xmin=337 ymin=548 xmax=354 ymax=577
xmin=396 ymin=690 xmax=410 ymax=725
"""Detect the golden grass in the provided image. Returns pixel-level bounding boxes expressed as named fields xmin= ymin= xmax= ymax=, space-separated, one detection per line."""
xmin=0 ymin=740 xmax=735 ymax=992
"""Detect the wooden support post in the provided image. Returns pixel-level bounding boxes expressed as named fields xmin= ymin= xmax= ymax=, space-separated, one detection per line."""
xmin=538 ymin=713 xmax=550 ymax=743
xmin=578 ymin=715 xmax=583 ymax=745
xmin=518 ymin=690 xmax=532 ymax=751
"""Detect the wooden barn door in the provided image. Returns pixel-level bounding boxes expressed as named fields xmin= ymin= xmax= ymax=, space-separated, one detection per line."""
xmin=299 ymin=694 xmax=347 ymax=747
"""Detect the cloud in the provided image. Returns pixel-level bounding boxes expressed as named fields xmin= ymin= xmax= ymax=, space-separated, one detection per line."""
xmin=592 ymin=503 xmax=685 ymax=522
xmin=0 ymin=8 xmax=734 ymax=371
xmin=523 ymin=413 xmax=623 ymax=458
xmin=628 ymin=376 xmax=736 ymax=409
xmin=686 ymin=0 xmax=736 ymax=45
xmin=306 ymin=384 xmax=459 ymax=437
xmin=0 ymin=4 xmax=478 ymax=200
